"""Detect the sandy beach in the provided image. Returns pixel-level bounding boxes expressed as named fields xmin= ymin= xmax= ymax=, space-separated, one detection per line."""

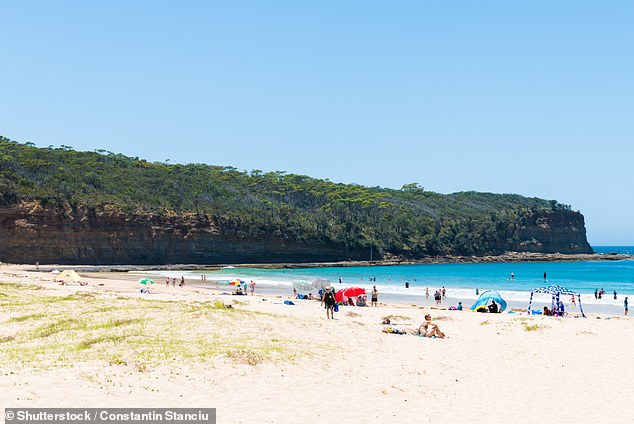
xmin=1 ymin=264 xmax=632 ymax=424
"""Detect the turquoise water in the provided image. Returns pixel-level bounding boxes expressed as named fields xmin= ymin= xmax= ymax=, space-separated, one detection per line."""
xmin=593 ymin=246 xmax=634 ymax=255
xmin=172 ymin=246 xmax=634 ymax=314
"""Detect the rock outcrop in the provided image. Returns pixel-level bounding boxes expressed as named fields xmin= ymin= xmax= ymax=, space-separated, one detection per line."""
xmin=491 ymin=209 xmax=592 ymax=255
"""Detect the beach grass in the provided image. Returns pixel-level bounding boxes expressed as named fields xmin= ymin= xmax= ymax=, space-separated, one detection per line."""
xmin=0 ymin=282 xmax=316 ymax=372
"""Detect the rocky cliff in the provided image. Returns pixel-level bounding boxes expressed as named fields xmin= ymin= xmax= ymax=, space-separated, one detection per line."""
xmin=0 ymin=202 xmax=592 ymax=265
xmin=492 ymin=209 xmax=592 ymax=255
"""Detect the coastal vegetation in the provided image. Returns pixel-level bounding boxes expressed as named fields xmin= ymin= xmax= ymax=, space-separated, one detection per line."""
xmin=0 ymin=281 xmax=311 ymax=371
xmin=0 ymin=136 xmax=577 ymax=258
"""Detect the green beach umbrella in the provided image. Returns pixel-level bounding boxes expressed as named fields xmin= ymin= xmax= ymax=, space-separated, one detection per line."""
xmin=139 ymin=278 xmax=155 ymax=285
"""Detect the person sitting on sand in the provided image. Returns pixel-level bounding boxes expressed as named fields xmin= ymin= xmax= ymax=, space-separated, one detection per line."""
xmin=488 ymin=300 xmax=499 ymax=313
xmin=409 ymin=314 xmax=445 ymax=338
xmin=557 ymin=300 xmax=565 ymax=317
xmin=543 ymin=306 xmax=551 ymax=316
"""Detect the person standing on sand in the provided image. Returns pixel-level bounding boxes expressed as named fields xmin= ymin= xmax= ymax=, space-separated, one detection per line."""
xmin=442 ymin=286 xmax=446 ymax=299
xmin=434 ymin=290 xmax=441 ymax=305
xmin=625 ymin=297 xmax=628 ymax=316
xmin=426 ymin=287 xmax=429 ymax=301
xmin=613 ymin=290 xmax=617 ymax=300
xmin=322 ymin=287 xmax=336 ymax=319
xmin=371 ymin=285 xmax=378 ymax=307
xmin=250 ymin=280 xmax=256 ymax=295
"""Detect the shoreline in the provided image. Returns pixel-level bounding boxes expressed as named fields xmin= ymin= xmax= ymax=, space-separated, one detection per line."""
xmin=10 ymin=251 xmax=634 ymax=273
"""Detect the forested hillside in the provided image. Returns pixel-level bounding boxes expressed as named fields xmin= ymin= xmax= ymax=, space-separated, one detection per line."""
xmin=0 ymin=136 xmax=592 ymax=263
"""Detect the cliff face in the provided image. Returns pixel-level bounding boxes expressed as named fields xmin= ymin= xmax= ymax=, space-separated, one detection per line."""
xmin=0 ymin=202 xmax=592 ymax=265
xmin=492 ymin=210 xmax=593 ymax=255
xmin=0 ymin=202 xmax=366 ymax=265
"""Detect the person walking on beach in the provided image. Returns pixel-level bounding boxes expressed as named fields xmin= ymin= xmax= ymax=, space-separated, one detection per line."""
xmin=625 ymin=297 xmax=629 ymax=316
xmin=442 ymin=286 xmax=446 ymax=299
xmin=250 ymin=280 xmax=256 ymax=295
xmin=166 ymin=278 xmax=170 ymax=287
xmin=371 ymin=285 xmax=378 ymax=307
xmin=426 ymin=287 xmax=429 ymax=301
xmin=434 ymin=290 xmax=441 ymax=305
xmin=322 ymin=287 xmax=336 ymax=319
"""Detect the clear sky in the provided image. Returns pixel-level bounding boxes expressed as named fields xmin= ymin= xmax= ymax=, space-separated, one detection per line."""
xmin=1 ymin=1 xmax=632 ymax=245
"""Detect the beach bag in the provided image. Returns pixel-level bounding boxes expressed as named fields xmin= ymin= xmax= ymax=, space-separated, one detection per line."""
xmin=334 ymin=304 xmax=339 ymax=312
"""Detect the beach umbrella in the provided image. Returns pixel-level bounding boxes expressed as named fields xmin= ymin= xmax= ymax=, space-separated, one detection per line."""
xmin=335 ymin=289 xmax=345 ymax=303
xmin=292 ymin=281 xmax=315 ymax=292
xmin=311 ymin=278 xmax=330 ymax=290
xmin=139 ymin=278 xmax=155 ymax=285
xmin=343 ymin=287 xmax=366 ymax=297
xmin=230 ymin=278 xmax=244 ymax=285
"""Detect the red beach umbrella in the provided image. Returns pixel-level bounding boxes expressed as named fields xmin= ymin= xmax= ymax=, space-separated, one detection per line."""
xmin=343 ymin=287 xmax=365 ymax=297
xmin=335 ymin=289 xmax=345 ymax=303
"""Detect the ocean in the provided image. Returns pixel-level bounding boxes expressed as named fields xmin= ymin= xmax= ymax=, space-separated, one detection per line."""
xmin=165 ymin=246 xmax=634 ymax=315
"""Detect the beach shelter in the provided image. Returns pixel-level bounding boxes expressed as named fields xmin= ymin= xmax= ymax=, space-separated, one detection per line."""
xmin=527 ymin=284 xmax=585 ymax=318
xmin=470 ymin=290 xmax=507 ymax=312
xmin=56 ymin=270 xmax=82 ymax=283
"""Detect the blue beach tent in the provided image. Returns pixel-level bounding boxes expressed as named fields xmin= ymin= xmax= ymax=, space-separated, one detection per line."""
xmin=470 ymin=291 xmax=507 ymax=312
xmin=527 ymin=284 xmax=586 ymax=318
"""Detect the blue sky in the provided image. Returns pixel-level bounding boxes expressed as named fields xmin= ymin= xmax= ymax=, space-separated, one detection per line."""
xmin=1 ymin=1 xmax=633 ymax=245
